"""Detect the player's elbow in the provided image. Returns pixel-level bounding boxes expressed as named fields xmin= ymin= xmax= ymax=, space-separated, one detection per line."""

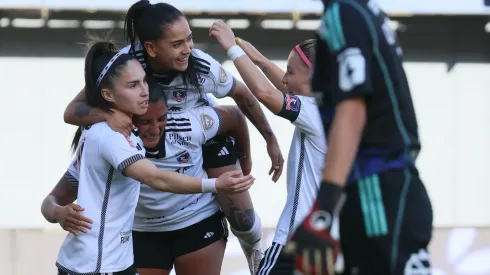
xmin=256 ymin=88 xmax=276 ymax=105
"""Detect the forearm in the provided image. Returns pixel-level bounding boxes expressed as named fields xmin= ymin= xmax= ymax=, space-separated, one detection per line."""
xmin=41 ymin=196 xmax=63 ymax=223
xmin=322 ymin=100 xmax=366 ymax=186
xmin=228 ymin=108 xmax=251 ymax=162
xmin=64 ymin=90 xmax=108 ymax=126
xmin=231 ymin=83 xmax=276 ymax=142
xmin=233 ymin=55 xmax=278 ymax=104
xmin=255 ymin=58 xmax=287 ymax=93
xmin=65 ymin=101 xmax=109 ymax=127
xmin=148 ymin=170 xmax=206 ymax=194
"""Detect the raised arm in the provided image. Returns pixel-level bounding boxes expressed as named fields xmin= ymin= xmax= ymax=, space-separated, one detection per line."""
xmin=236 ymin=38 xmax=287 ymax=93
xmin=64 ymin=88 xmax=134 ymax=137
xmin=209 ymin=22 xmax=285 ymax=115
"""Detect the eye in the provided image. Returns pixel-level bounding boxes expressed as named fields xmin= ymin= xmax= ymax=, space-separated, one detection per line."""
xmin=187 ymin=35 xmax=193 ymax=42
xmin=158 ymin=115 xmax=167 ymax=122
xmin=173 ymin=42 xmax=181 ymax=48
xmin=139 ymin=120 xmax=149 ymax=125
xmin=129 ymin=82 xmax=138 ymax=88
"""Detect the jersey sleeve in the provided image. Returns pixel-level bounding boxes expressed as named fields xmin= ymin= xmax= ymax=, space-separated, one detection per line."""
xmin=317 ymin=1 xmax=373 ymax=105
xmin=191 ymin=106 xmax=221 ymax=144
xmin=64 ymin=156 xmax=80 ymax=187
xmin=193 ymin=49 xmax=236 ymax=98
xmin=277 ymin=94 xmax=324 ymax=136
xmin=206 ymin=94 xmax=220 ymax=106
xmin=98 ymin=128 xmax=145 ymax=174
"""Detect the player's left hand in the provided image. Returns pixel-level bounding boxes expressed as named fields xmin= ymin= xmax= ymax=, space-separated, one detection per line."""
xmin=283 ymin=181 xmax=346 ymax=275
xmin=267 ymin=137 xmax=284 ymax=182
xmin=209 ymin=20 xmax=237 ymax=52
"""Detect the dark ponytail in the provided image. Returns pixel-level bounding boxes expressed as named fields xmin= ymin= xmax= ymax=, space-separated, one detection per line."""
xmin=124 ymin=1 xmax=206 ymax=96
xmin=71 ymin=38 xmax=136 ymax=152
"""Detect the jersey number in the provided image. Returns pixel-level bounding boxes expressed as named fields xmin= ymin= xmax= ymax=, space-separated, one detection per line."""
xmin=338 ymin=48 xmax=366 ymax=92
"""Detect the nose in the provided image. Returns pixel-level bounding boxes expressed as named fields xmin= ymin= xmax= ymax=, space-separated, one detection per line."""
xmin=182 ymin=41 xmax=192 ymax=55
xmin=140 ymin=81 xmax=149 ymax=98
xmin=147 ymin=124 xmax=160 ymax=136
xmin=281 ymin=74 xmax=288 ymax=85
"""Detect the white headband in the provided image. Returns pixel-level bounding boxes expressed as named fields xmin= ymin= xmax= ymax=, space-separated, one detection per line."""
xmin=95 ymin=51 xmax=125 ymax=87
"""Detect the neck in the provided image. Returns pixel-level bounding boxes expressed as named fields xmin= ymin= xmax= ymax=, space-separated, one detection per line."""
xmin=148 ymin=56 xmax=172 ymax=75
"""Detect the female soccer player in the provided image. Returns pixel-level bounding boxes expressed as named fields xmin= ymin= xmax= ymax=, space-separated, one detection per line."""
xmin=62 ymin=2 xmax=282 ymax=272
xmin=208 ymin=21 xmax=327 ymax=275
xmin=285 ymin=1 xmax=433 ymax=274
xmin=43 ymin=77 xmax=253 ymax=275
xmin=51 ymin=40 xmax=254 ymax=275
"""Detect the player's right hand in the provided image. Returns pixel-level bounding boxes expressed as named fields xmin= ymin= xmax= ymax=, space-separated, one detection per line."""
xmin=216 ymin=170 xmax=255 ymax=193
xmin=235 ymin=37 xmax=266 ymax=65
xmin=106 ymin=108 xmax=134 ymax=138
xmin=54 ymin=203 xmax=93 ymax=236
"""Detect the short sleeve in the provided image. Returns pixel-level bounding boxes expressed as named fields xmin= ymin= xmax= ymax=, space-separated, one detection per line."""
xmin=64 ymin=156 xmax=80 ymax=187
xmin=191 ymin=106 xmax=221 ymax=144
xmin=317 ymin=1 xmax=373 ymax=104
xmin=193 ymin=49 xmax=236 ymax=98
xmin=206 ymin=94 xmax=220 ymax=107
xmin=98 ymin=128 xmax=145 ymax=173
xmin=277 ymin=94 xmax=324 ymax=136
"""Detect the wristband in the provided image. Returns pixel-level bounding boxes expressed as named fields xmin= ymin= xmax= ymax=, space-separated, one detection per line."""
xmin=226 ymin=45 xmax=246 ymax=61
xmin=201 ymin=178 xmax=217 ymax=193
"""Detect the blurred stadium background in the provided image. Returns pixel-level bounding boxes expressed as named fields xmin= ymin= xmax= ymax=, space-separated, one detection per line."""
xmin=1 ymin=0 xmax=490 ymax=274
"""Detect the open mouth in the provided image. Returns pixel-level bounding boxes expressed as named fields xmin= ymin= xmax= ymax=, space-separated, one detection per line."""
xmin=140 ymin=100 xmax=149 ymax=108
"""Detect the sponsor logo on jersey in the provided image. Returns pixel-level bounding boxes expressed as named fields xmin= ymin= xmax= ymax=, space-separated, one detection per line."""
xmin=176 ymin=151 xmax=191 ymax=164
xmin=285 ymin=94 xmax=300 ymax=111
xmin=200 ymin=114 xmax=214 ymax=131
xmin=168 ymin=133 xmax=191 ymax=146
xmin=173 ymin=89 xmax=187 ymax=102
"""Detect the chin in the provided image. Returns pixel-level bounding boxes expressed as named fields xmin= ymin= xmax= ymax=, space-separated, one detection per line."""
xmin=142 ymin=140 xmax=158 ymax=149
xmin=173 ymin=61 xmax=189 ymax=72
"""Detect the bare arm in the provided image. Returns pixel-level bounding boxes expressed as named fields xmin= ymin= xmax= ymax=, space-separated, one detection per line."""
xmin=214 ymin=105 xmax=251 ymax=172
xmin=64 ymin=88 xmax=109 ymax=126
xmin=236 ymin=38 xmax=287 ymax=93
xmin=230 ymin=81 xmax=278 ymax=141
xmin=124 ymin=159 xmax=253 ymax=193
xmin=323 ymin=98 xmax=367 ymax=186
xmin=41 ymin=175 xmax=79 ymax=223
xmin=64 ymin=88 xmax=134 ymax=137
xmin=231 ymin=55 xmax=285 ymax=115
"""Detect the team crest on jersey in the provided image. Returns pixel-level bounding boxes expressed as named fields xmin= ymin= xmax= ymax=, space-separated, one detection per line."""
xmin=200 ymin=114 xmax=214 ymax=131
xmin=172 ymin=88 xmax=187 ymax=102
xmin=218 ymin=67 xmax=228 ymax=84
xmin=285 ymin=94 xmax=300 ymax=112
xmin=176 ymin=151 xmax=191 ymax=164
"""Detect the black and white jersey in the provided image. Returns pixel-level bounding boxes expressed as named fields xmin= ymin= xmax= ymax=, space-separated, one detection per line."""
xmin=57 ymin=123 xmax=145 ymax=274
xmin=273 ymin=95 xmax=327 ymax=245
xmin=133 ymin=106 xmax=222 ymax=231
xmin=120 ymin=43 xmax=234 ymax=112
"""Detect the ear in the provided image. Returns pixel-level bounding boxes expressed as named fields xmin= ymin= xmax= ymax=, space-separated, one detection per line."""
xmin=101 ymin=88 xmax=115 ymax=103
xmin=144 ymin=41 xmax=158 ymax=58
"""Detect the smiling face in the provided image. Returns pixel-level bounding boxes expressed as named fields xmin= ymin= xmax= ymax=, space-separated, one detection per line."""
xmin=281 ymin=50 xmax=312 ymax=96
xmin=133 ymin=99 xmax=168 ymax=149
xmin=144 ymin=17 xmax=194 ymax=72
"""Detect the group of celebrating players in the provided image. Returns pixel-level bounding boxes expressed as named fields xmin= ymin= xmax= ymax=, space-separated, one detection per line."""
xmin=40 ymin=0 xmax=434 ymax=274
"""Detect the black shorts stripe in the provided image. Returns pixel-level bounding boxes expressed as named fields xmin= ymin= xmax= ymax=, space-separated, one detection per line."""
xmin=288 ymin=133 xmax=306 ymax=235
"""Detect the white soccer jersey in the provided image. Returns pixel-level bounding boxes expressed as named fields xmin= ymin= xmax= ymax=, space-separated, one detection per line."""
xmin=120 ymin=43 xmax=233 ymax=112
xmin=273 ymin=94 xmax=327 ymax=245
xmin=133 ymin=106 xmax=222 ymax=232
xmin=57 ymin=122 xmax=145 ymax=274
